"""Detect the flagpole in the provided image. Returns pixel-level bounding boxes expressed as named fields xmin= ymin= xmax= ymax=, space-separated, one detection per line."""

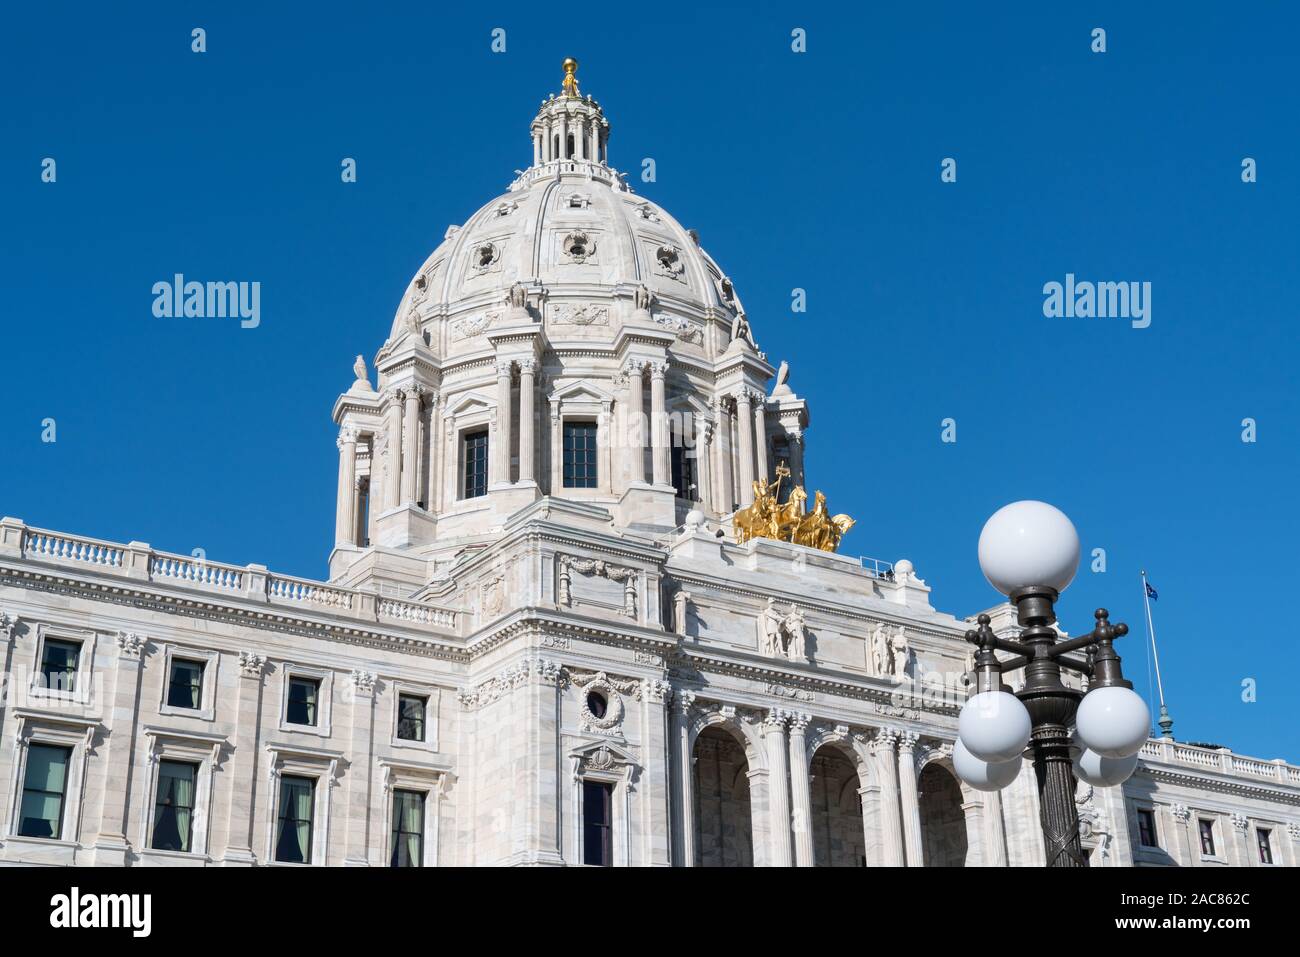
xmin=1141 ymin=569 xmax=1174 ymax=739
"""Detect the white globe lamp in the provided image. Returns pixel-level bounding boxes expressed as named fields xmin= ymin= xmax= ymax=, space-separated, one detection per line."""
xmin=958 ymin=690 xmax=1032 ymax=763
xmin=978 ymin=501 xmax=1080 ymax=596
xmin=1071 ymin=742 xmax=1140 ymax=788
xmin=1075 ymin=685 xmax=1151 ymax=758
xmin=953 ymin=739 xmax=1022 ymax=792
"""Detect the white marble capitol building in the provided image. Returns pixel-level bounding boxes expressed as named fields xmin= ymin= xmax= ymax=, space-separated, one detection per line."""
xmin=1 ymin=64 xmax=1296 ymax=868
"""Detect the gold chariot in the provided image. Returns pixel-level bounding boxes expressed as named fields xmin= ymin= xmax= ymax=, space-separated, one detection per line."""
xmin=732 ymin=465 xmax=856 ymax=552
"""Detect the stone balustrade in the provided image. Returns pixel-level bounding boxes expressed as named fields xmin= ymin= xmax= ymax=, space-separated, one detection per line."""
xmin=1139 ymin=738 xmax=1300 ymax=786
xmin=0 ymin=517 xmax=459 ymax=636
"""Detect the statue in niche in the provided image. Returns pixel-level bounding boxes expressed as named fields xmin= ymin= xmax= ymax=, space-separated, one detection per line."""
xmin=870 ymin=622 xmax=891 ymax=677
xmin=889 ymin=625 xmax=912 ymax=680
xmin=633 ymin=283 xmax=653 ymax=314
xmin=508 ymin=281 xmax=528 ymax=310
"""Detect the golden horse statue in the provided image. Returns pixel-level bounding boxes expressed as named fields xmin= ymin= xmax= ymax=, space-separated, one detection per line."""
xmin=731 ymin=472 xmax=854 ymax=552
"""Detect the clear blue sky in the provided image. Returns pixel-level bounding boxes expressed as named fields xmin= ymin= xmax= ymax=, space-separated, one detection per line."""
xmin=2 ymin=3 xmax=1296 ymax=760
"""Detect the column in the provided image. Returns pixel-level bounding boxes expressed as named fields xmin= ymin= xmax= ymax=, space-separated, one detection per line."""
xmin=764 ymin=710 xmax=793 ymax=866
xmin=574 ymin=115 xmax=587 ymax=159
xmin=753 ymin=398 xmax=769 ymax=486
xmin=787 ymin=712 xmax=814 ymax=866
xmin=696 ymin=421 xmax=714 ymax=511
xmin=670 ymin=691 xmax=696 ymax=866
xmin=626 ymin=361 xmax=647 ymax=484
xmin=518 ymin=359 xmax=536 ymax=484
xmin=91 ymin=632 xmax=146 ymax=863
xmin=495 ymin=359 xmax=513 ymax=485
xmin=735 ymin=389 xmax=755 ymax=505
xmin=590 ymin=121 xmax=600 ymax=163
xmin=873 ymin=728 xmax=905 ymax=866
xmin=788 ymin=430 xmax=806 ymax=488
xmin=533 ymin=131 xmax=542 ymax=166
xmin=984 ymin=789 xmax=1009 ymax=866
xmin=426 ymin=392 xmax=442 ymax=513
xmin=335 ymin=428 xmax=358 ymax=545
xmin=400 ymin=387 xmax=422 ymax=505
xmin=650 ymin=361 xmax=669 ymax=486
xmin=713 ymin=399 xmax=733 ymax=512
xmin=383 ymin=388 xmax=403 ymax=507
xmin=343 ymin=670 xmax=376 ymax=865
xmin=897 ymin=731 xmax=924 ymax=866
xmin=222 ymin=651 xmax=266 ymax=863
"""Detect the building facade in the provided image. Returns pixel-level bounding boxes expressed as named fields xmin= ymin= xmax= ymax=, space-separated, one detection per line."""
xmin=1 ymin=68 xmax=1296 ymax=867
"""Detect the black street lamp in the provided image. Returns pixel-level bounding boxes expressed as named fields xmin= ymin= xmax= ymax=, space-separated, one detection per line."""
xmin=954 ymin=502 xmax=1151 ymax=867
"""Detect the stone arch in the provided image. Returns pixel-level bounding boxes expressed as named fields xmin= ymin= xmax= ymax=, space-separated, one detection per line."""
xmin=917 ymin=761 xmax=968 ymax=867
xmin=808 ymin=741 xmax=869 ymax=867
xmin=692 ymin=724 xmax=755 ymax=867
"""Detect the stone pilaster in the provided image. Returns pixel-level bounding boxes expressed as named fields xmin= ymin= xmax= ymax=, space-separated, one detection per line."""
xmin=763 ymin=709 xmax=792 ymax=866
xmin=400 ymin=387 xmax=423 ymax=505
xmin=343 ymin=669 xmax=377 ymax=865
xmin=873 ymin=728 xmax=905 ymax=866
xmin=1231 ymin=813 xmax=1252 ymax=867
xmin=494 ymin=361 xmax=513 ymax=485
xmin=752 ymin=398 xmax=768 ymax=485
xmin=787 ymin=712 xmax=814 ymax=866
xmin=1170 ymin=803 xmax=1194 ymax=866
xmin=383 ymin=388 xmax=403 ymax=507
xmin=670 ymin=690 xmax=695 ymax=866
xmin=221 ymin=651 xmax=266 ymax=864
xmin=640 ymin=679 xmax=673 ymax=866
xmin=626 ymin=360 xmax=647 ymax=485
xmin=735 ymin=390 xmax=755 ymax=505
xmin=89 ymin=632 xmax=146 ymax=864
xmin=897 ymin=731 xmax=924 ymax=866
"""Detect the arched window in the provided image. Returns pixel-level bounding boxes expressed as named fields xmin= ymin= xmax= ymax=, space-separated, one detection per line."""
xmin=566 ymin=134 xmax=575 ymax=159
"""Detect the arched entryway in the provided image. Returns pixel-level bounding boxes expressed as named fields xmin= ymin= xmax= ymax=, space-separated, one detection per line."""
xmin=810 ymin=745 xmax=867 ymax=866
xmin=918 ymin=763 xmax=968 ymax=866
xmin=692 ymin=725 xmax=754 ymax=866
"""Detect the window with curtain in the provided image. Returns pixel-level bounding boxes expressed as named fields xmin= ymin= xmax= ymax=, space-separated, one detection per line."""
xmin=1199 ymin=819 xmax=1216 ymax=856
xmin=151 ymin=760 xmax=198 ymax=852
xmin=1137 ymin=809 xmax=1157 ymax=848
xmin=286 ymin=676 xmax=320 ymax=726
xmin=1257 ymin=829 xmax=1273 ymax=864
xmin=582 ymin=780 xmax=614 ymax=866
xmin=275 ymin=776 xmax=315 ymax=864
xmin=397 ymin=694 xmax=427 ymax=742
xmin=462 ymin=429 xmax=489 ymax=499
xmin=390 ymin=789 xmax=426 ymax=867
xmin=40 ymin=638 xmax=81 ymax=693
xmin=19 ymin=744 xmax=71 ymax=839
xmin=563 ymin=421 xmax=598 ymax=488
xmin=166 ymin=658 xmax=205 ymax=709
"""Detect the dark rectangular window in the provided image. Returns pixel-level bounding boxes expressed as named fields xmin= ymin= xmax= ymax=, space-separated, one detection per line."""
xmin=41 ymin=638 xmax=81 ymax=692
xmin=462 ymin=429 xmax=489 ymax=498
xmin=390 ymin=789 xmax=426 ymax=867
xmin=1137 ymin=808 xmax=1157 ymax=848
xmin=19 ymin=744 xmax=71 ymax=839
xmin=582 ymin=780 xmax=614 ymax=866
xmin=563 ymin=422 xmax=598 ymax=489
xmin=670 ymin=441 xmax=696 ymax=501
xmin=166 ymin=658 xmax=205 ymax=709
xmin=1257 ymin=828 xmax=1273 ymax=865
xmin=151 ymin=760 xmax=198 ymax=852
xmin=286 ymin=676 xmax=321 ymax=726
xmin=1199 ymin=819 xmax=1216 ymax=856
xmin=275 ymin=776 xmax=315 ymax=863
xmin=397 ymin=694 xmax=427 ymax=742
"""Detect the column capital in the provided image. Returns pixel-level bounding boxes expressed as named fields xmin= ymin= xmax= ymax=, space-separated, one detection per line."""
xmin=495 ymin=358 xmax=515 ymax=378
xmin=762 ymin=708 xmax=788 ymax=731
xmin=1170 ymin=803 xmax=1191 ymax=824
xmin=786 ymin=711 xmax=812 ymax=735
xmin=622 ymin=358 xmax=647 ymax=377
xmin=641 ymin=678 xmax=673 ymax=705
xmin=404 ymin=384 xmax=425 ymax=402
xmin=672 ymin=689 xmax=696 ymax=716
xmin=383 ymin=385 xmax=405 ymax=405
xmin=0 ymin=611 xmax=17 ymax=641
xmin=872 ymin=726 xmax=901 ymax=752
xmin=517 ymin=357 xmax=538 ymax=375
xmin=1230 ymin=812 xmax=1249 ymax=832
xmin=897 ymin=730 xmax=920 ymax=752
xmin=238 ymin=651 xmax=268 ymax=678
xmin=648 ymin=360 xmax=670 ymax=380
xmin=115 ymin=631 xmax=146 ymax=660
xmin=733 ymin=388 xmax=753 ymax=408
xmin=336 ymin=426 xmax=358 ymax=449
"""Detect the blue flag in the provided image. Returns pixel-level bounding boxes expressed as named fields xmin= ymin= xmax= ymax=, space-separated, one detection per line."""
xmin=1145 ymin=581 xmax=1158 ymax=601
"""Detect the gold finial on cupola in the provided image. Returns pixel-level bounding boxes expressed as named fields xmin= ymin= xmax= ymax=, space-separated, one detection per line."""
xmin=561 ymin=57 xmax=580 ymax=97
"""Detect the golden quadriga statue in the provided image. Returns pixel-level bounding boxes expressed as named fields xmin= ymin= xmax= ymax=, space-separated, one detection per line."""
xmin=732 ymin=466 xmax=855 ymax=552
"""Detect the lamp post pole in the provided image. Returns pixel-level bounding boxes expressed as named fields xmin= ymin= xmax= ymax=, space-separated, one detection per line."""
xmin=966 ymin=590 xmax=1133 ymax=868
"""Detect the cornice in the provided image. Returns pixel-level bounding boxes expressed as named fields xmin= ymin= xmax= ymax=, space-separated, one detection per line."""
xmin=1137 ymin=764 xmax=1300 ymax=806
